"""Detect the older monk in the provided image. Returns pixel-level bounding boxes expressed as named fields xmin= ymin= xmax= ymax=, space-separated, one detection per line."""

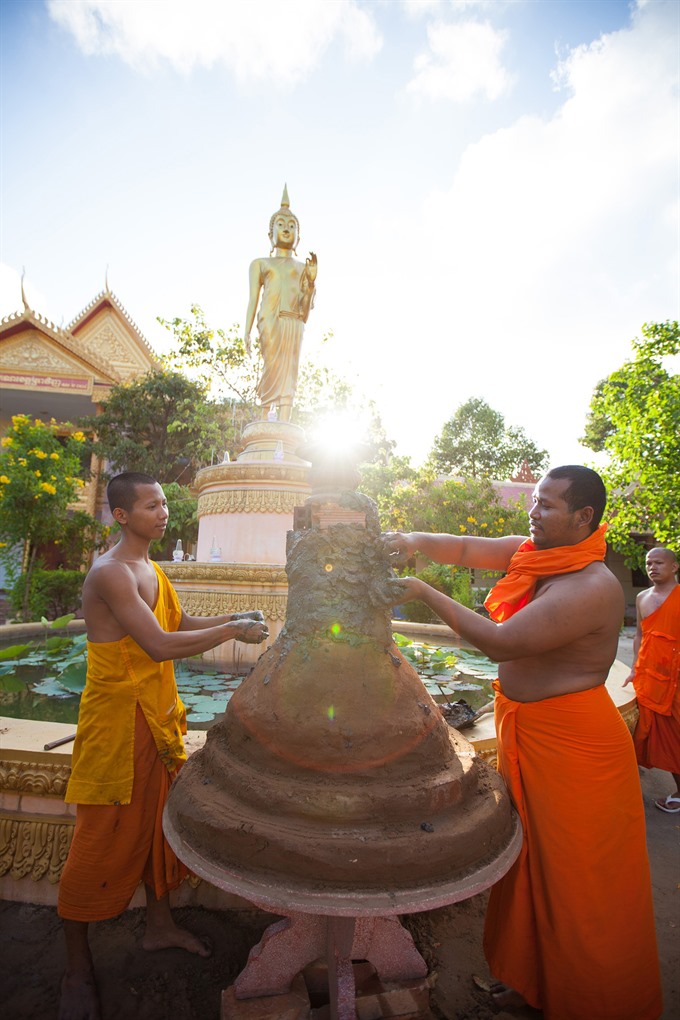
xmin=385 ymin=465 xmax=661 ymax=1020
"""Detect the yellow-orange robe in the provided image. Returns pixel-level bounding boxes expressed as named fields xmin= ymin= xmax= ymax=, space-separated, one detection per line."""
xmin=58 ymin=562 xmax=188 ymax=921
xmin=484 ymin=684 xmax=661 ymax=1019
xmin=633 ymin=585 xmax=680 ymax=773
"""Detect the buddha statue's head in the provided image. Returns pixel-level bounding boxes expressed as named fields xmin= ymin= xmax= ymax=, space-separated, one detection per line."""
xmin=269 ymin=184 xmax=300 ymax=254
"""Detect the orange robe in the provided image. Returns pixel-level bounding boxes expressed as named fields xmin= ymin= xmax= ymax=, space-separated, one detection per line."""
xmin=482 ymin=529 xmax=661 ymax=1019
xmin=633 ymin=585 xmax=680 ymax=773
xmin=484 ymin=684 xmax=661 ymax=1019
xmin=58 ymin=563 xmax=189 ymax=921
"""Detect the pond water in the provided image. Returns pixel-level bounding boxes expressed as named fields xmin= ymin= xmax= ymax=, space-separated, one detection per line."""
xmin=0 ymin=631 xmax=497 ymax=730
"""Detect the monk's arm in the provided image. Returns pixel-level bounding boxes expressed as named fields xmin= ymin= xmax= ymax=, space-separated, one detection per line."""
xmin=179 ymin=609 xmax=264 ymax=631
xmin=383 ymin=532 xmax=523 ymax=571
xmin=393 ymin=573 xmax=619 ymax=663
xmin=623 ymin=594 xmax=644 ymax=686
xmin=94 ymin=566 xmax=267 ymax=660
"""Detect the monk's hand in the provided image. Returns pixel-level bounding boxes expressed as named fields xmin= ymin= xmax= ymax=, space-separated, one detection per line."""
xmin=237 ymin=620 xmax=269 ymax=644
xmin=383 ymin=531 xmax=416 ymax=567
xmin=232 ymin=610 xmax=265 ymax=624
xmin=622 ymin=671 xmax=634 ymax=688
xmin=389 ymin=576 xmax=422 ymax=606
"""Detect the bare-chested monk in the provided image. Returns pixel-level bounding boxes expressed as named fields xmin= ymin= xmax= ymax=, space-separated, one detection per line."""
xmin=58 ymin=472 xmax=269 ymax=1020
xmin=624 ymin=546 xmax=680 ymax=813
xmin=385 ymin=465 xmax=661 ymax=1020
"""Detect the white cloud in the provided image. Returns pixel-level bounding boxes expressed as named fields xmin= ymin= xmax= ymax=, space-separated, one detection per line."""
xmin=46 ymin=0 xmax=382 ymax=85
xmin=406 ymin=0 xmax=679 ymax=461
xmin=407 ymin=18 xmax=514 ymax=101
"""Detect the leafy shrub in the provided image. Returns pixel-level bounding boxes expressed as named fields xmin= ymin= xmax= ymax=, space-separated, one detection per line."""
xmin=10 ymin=568 xmax=84 ymax=621
xmin=400 ymin=563 xmax=474 ymax=623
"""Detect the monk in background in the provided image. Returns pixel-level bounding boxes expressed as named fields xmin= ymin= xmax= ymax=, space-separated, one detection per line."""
xmin=385 ymin=465 xmax=661 ymax=1020
xmin=624 ymin=546 xmax=680 ymax=813
xmin=58 ymin=472 xmax=269 ymax=1020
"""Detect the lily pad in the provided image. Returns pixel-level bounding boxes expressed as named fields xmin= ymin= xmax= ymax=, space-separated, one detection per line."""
xmin=186 ymin=712 xmax=215 ymax=723
xmin=33 ymin=678 xmax=74 ymax=699
xmin=0 ymin=644 xmax=31 ymax=661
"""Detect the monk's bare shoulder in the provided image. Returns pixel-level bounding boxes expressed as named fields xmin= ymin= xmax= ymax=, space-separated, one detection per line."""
xmin=537 ymin=562 xmax=624 ymax=620
xmin=82 ymin=553 xmax=136 ymax=600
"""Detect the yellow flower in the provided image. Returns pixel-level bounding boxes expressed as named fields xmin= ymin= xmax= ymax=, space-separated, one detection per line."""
xmin=50 ymin=475 xmax=57 ymax=481
xmin=34 ymin=470 xmax=41 ymax=477
xmin=467 ymin=516 xmax=476 ymax=524
xmin=71 ymin=431 xmax=85 ymax=442
xmin=35 ymin=450 xmax=47 ymax=459
xmin=1 ymin=436 xmax=13 ymax=447
xmin=0 ymin=541 xmax=7 ymax=548
xmin=75 ymin=478 xmax=86 ymax=488
xmin=0 ymin=475 xmax=9 ymax=484
xmin=459 ymin=524 xmax=466 ymax=533
xmin=480 ymin=522 xmax=488 ymax=529
xmin=11 ymin=414 xmax=29 ymax=426
xmin=18 ymin=458 xmax=27 ymax=466
xmin=498 ymin=517 xmax=505 ymax=524
xmin=40 ymin=482 xmax=57 ymax=495
xmin=50 ymin=452 xmax=60 ymax=460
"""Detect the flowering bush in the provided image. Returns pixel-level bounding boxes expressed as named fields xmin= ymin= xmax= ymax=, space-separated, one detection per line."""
xmin=0 ymin=416 xmax=93 ymax=620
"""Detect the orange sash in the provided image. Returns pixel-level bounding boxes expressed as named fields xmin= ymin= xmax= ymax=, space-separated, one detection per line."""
xmin=484 ymin=523 xmax=608 ymax=622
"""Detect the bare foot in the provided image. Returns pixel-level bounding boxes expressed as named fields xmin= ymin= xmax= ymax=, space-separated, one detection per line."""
xmin=142 ymin=921 xmax=212 ymax=957
xmin=58 ymin=971 xmax=101 ymax=1020
xmin=490 ymin=981 xmax=529 ymax=1010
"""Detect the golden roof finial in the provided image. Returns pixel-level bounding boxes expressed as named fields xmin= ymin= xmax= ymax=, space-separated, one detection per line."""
xmin=281 ymin=183 xmax=290 ymax=208
xmin=20 ymin=267 xmax=30 ymax=311
xmin=105 ymin=265 xmax=110 ymax=294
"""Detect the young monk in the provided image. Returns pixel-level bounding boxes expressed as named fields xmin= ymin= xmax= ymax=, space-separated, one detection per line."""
xmin=624 ymin=547 xmax=680 ymax=812
xmin=58 ymin=472 xmax=269 ymax=1020
xmin=385 ymin=465 xmax=661 ymax=1020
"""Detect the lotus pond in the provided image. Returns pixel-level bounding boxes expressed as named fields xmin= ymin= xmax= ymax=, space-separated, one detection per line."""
xmin=0 ymin=620 xmax=497 ymax=730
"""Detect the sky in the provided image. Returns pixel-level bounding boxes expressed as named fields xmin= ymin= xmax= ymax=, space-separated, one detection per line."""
xmin=1 ymin=0 xmax=678 ymax=469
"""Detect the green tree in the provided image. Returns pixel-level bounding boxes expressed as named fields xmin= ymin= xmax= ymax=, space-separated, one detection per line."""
xmin=159 ymin=306 xmax=260 ymax=455
xmin=382 ymin=473 xmax=528 ymax=538
xmin=430 ymin=397 xmax=549 ymax=479
xmin=79 ymin=370 xmax=228 ymax=484
xmin=160 ymin=306 xmax=395 ymax=464
xmin=581 ymin=321 xmax=680 ymax=565
xmin=0 ymin=416 xmax=92 ymax=619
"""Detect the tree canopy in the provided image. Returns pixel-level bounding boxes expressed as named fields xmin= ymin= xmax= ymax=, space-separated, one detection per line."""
xmin=429 ymin=398 xmax=549 ymax=479
xmin=79 ymin=369 xmax=228 ymax=484
xmin=159 ymin=306 xmax=395 ymax=463
xmin=581 ymin=320 xmax=679 ymax=565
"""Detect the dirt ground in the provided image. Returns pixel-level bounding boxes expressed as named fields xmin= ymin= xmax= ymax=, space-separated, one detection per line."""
xmin=0 ymin=762 xmax=677 ymax=1020
xmin=2 ymin=632 xmax=678 ymax=1019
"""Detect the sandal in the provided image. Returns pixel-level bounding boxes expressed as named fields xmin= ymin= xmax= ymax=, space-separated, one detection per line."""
xmin=655 ymin=794 xmax=680 ymax=813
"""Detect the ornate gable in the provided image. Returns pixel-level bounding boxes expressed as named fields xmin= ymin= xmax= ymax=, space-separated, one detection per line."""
xmin=68 ymin=291 xmax=158 ymax=383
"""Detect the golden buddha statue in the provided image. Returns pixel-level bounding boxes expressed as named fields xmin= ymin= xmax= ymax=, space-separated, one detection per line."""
xmin=244 ymin=185 xmax=317 ymax=422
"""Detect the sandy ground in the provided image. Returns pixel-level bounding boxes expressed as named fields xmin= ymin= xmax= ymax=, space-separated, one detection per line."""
xmin=1 ymin=634 xmax=678 ymax=1019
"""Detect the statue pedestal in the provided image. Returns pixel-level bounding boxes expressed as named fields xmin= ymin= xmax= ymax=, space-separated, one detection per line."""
xmin=167 ymin=420 xmax=310 ymax=670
